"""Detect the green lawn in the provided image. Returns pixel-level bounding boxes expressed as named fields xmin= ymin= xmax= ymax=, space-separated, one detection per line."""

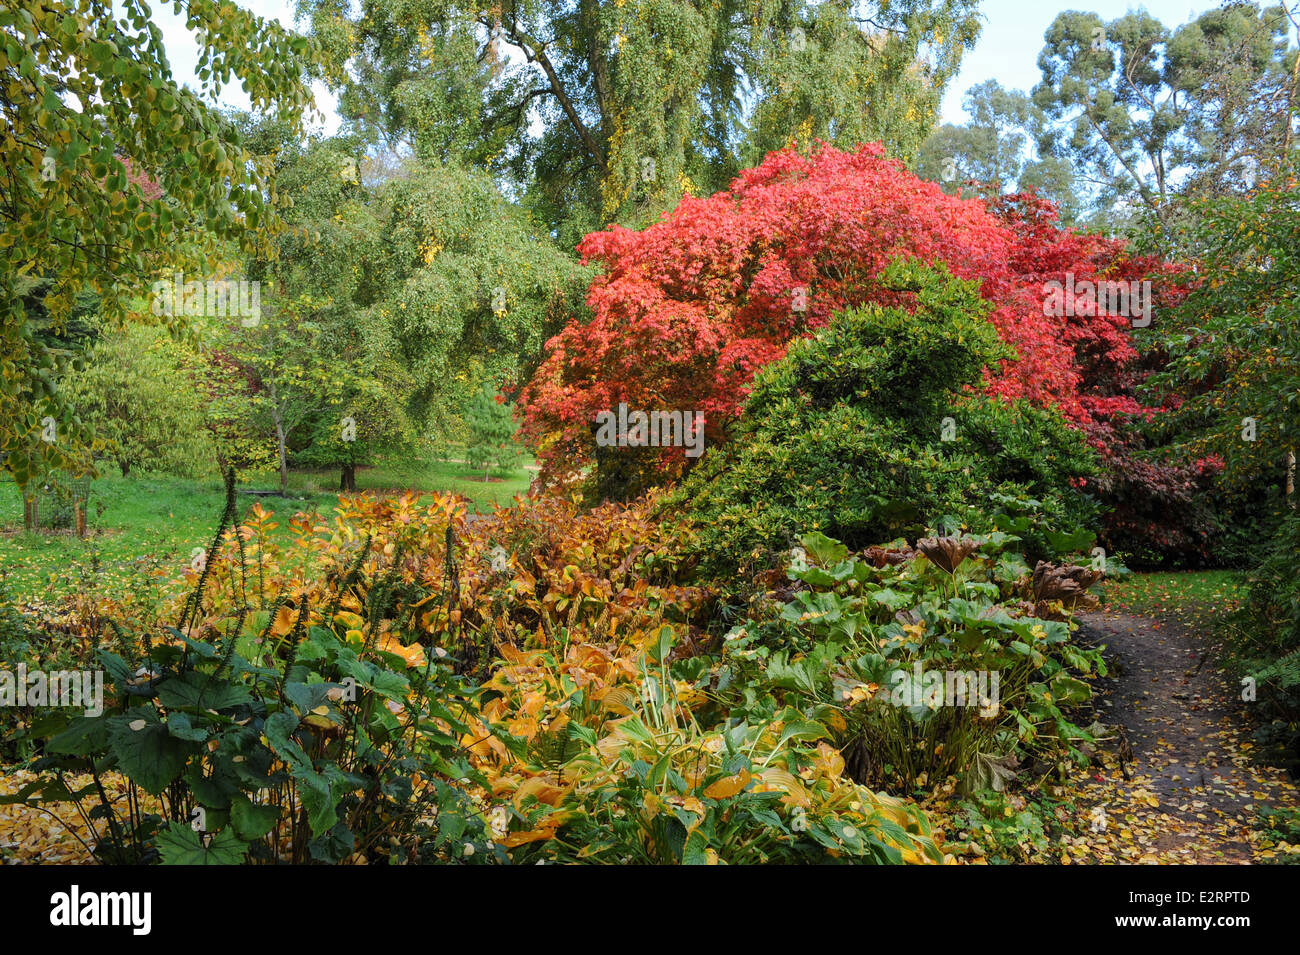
xmin=284 ymin=457 xmax=534 ymax=508
xmin=1101 ymin=569 xmax=1248 ymax=632
xmin=0 ymin=457 xmax=533 ymax=605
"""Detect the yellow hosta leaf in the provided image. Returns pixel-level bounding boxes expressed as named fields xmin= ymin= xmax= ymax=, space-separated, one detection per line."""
xmin=375 ymin=633 xmax=426 ymax=668
xmin=598 ymin=686 xmax=639 ymax=715
xmin=333 ymin=610 xmax=365 ymax=630
xmin=755 ymin=767 xmax=810 ymax=807
xmin=512 ymin=776 xmax=570 ymax=810
xmin=270 ymin=604 xmax=297 ymax=637
xmin=501 ymin=824 xmax=560 ymax=848
xmin=508 ymin=716 xmax=538 ymax=740
xmin=809 ymin=741 xmax=845 ymax=780
xmin=704 ymin=769 xmax=752 ymax=800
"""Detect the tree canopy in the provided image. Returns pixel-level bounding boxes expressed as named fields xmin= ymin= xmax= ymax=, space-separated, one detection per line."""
xmin=519 ymin=143 xmax=1165 ymax=490
xmin=0 ymin=0 xmax=317 ymax=489
xmin=301 ymin=0 xmax=983 ymax=240
xmin=1031 ymin=4 xmax=1297 ymax=236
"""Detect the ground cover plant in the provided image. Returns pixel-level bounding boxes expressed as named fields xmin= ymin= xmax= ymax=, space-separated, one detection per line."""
xmin=4 ymin=477 xmax=998 ymax=864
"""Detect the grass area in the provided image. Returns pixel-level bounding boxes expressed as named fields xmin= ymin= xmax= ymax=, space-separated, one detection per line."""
xmin=0 ymin=456 xmax=533 ymax=605
xmin=0 ymin=472 xmax=229 ymax=608
xmin=284 ymin=458 xmax=534 ymax=509
xmin=1101 ymin=569 xmax=1248 ymax=632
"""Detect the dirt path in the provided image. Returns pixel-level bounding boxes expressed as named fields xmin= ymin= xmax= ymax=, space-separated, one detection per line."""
xmin=1066 ymin=611 xmax=1299 ymax=863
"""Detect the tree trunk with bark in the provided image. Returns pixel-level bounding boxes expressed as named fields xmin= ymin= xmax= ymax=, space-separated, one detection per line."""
xmin=269 ymin=379 xmax=289 ymax=495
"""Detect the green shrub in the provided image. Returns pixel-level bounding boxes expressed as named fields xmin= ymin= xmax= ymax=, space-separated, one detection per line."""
xmin=1234 ymin=507 xmax=1300 ymax=772
xmin=4 ymin=474 xmax=493 ymax=864
xmin=463 ymin=381 xmax=521 ymax=479
xmin=61 ymin=323 xmax=217 ymax=479
xmin=1238 ymin=508 xmax=1300 ymax=661
xmin=0 ymin=575 xmax=43 ymax=763
xmin=670 ymin=259 xmax=1098 ymax=575
xmin=1255 ymin=806 xmax=1300 ymax=863
xmin=693 ymin=528 xmax=1108 ymax=795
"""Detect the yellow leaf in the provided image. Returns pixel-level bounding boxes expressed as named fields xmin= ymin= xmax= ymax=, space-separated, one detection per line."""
xmin=333 ymin=610 xmax=365 ymax=630
xmin=704 ymin=769 xmax=752 ymax=800
xmin=270 ymin=604 xmax=297 ymax=637
xmin=512 ymin=776 xmax=570 ymax=810
xmin=375 ymin=633 xmax=426 ymax=668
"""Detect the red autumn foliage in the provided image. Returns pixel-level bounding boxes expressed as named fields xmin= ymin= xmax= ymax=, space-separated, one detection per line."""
xmin=118 ymin=153 xmax=164 ymax=202
xmin=521 ymin=144 xmax=1219 ymax=559
xmin=984 ymin=194 xmax=1224 ymax=561
xmin=522 ymin=144 xmax=1185 ymax=490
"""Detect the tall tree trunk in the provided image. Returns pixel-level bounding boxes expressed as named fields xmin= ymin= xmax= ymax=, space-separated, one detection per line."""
xmin=340 ymin=462 xmax=356 ymax=492
xmin=269 ymin=379 xmax=288 ymax=495
xmin=1288 ymin=449 xmax=1296 ymax=507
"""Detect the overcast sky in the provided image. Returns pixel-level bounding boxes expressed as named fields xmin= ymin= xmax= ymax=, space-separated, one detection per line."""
xmin=153 ymin=1 xmax=1224 ymax=136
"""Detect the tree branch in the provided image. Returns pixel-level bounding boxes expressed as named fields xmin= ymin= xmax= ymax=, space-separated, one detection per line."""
xmin=488 ymin=13 xmax=607 ymax=173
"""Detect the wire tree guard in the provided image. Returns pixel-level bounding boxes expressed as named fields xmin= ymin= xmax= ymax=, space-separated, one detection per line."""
xmin=24 ymin=474 xmax=92 ymax=538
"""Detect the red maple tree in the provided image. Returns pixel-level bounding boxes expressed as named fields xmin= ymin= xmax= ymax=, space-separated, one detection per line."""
xmin=521 ymin=143 xmax=1194 ymax=519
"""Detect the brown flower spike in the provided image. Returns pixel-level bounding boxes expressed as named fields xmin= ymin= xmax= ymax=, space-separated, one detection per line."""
xmin=1030 ymin=561 xmax=1103 ymax=617
xmin=915 ymin=536 xmax=979 ymax=575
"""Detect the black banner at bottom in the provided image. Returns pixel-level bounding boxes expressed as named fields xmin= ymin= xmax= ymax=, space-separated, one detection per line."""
xmin=0 ymin=862 xmax=1279 ymax=939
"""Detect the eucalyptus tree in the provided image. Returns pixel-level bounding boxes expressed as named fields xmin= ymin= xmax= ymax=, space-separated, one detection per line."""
xmin=914 ymin=80 xmax=1080 ymax=222
xmin=1030 ymin=3 xmax=1298 ymax=241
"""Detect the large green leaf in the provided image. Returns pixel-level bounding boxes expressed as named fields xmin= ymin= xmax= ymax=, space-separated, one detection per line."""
xmin=1043 ymin=527 xmax=1096 ymax=555
xmin=308 ymin=821 xmax=355 ymax=862
xmin=1049 ymin=673 xmax=1092 ymax=705
xmin=107 ymin=711 xmax=194 ymax=794
xmin=157 ymin=822 xmax=248 ymax=865
xmin=230 ymin=796 xmax=281 ymax=840
xmin=45 ymin=715 xmax=109 ymax=756
xmin=681 ymin=829 xmax=710 ymax=865
xmin=771 ymin=720 xmax=828 ymax=751
xmin=264 ymin=711 xmax=337 ymax=833
xmin=869 ymin=588 xmax=912 ymax=612
xmin=156 ymin=671 xmax=254 ymax=710
xmin=800 ymin=531 xmax=849 ymax=566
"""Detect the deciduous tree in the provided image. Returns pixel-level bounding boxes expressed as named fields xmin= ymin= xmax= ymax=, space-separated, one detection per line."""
xmin=0 ymin=0 xmax=316 ymax=496
xmin=301 ymin=0 xmax=982 ymax=237
xmin=521 ymin=143 xmax=1166 ymax=493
